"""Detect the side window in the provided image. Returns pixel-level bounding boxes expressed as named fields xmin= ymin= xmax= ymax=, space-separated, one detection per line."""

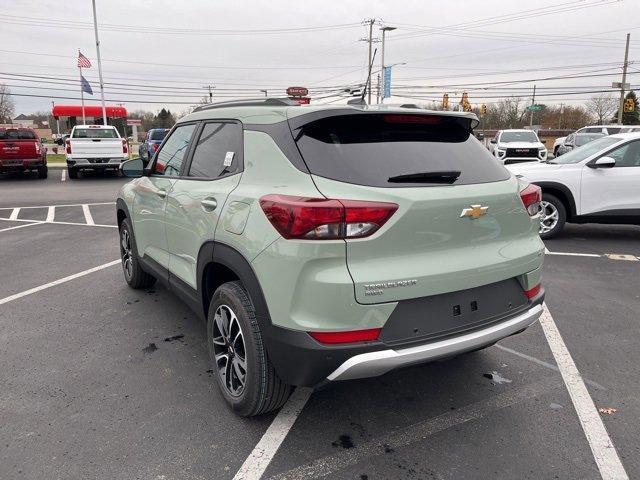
xmin=606 ymin=141 xmax=640 ymax=168
xmin=188 ymin=122 xmax=242 ymax=179
xmin=565 ymin=134 xmax=574 ymax=144
xmin=154 ymin=124 xmax=196 ymax=176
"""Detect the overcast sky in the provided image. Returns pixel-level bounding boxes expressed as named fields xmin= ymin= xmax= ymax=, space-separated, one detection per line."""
xmin=1 ymin=0 xmax=638 ymax=116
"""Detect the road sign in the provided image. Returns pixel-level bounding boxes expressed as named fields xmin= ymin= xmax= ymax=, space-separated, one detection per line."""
xmin=526 ymin=104 xmax=544 ymax=111
xmin=286 ymin=86 xmax=308 ymax=97
xmin=126 ymin=118 xmax=142 ymax=126
xmin=294 ymin=97 xmax=311 ymax=105
xmin=612 ymin=82 xmax=630 ymax=89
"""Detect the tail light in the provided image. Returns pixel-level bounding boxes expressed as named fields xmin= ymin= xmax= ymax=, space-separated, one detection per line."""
xmin=122 ymin=139 xmax=128 ymax=154
xmin=65 ymin=139 xmax=71 ymax=154
xmin=524 ymin=283 xmax=541 ymax=299
xmin=519 ymin=184 xmax=541 ymax=217
xmin=259 ymin=194 xmax=398 ymax=240
xmin=309 ymin=328 xmax=381 ymax=345
xmin=152 ymin=143 xmax=160 ymax=151
xmin=34 ymin=141 xmax=41 ymax=154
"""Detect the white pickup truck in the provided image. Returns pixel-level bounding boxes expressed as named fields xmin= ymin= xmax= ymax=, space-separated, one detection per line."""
xmin=65 ymin=125 xmax=129 ymax=179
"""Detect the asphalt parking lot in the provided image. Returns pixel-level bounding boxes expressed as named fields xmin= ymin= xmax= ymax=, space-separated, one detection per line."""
xmin=1 ymin=170 xmax=638 ymax=480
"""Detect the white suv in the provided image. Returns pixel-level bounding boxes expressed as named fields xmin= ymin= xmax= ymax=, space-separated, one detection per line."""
xmin=507 ymin=133 xmax=640 ymax=238
xmin=552 ymin=125 xmax=636 ymax=157
xmin=489 ymin=129 xmax=547 ymax=164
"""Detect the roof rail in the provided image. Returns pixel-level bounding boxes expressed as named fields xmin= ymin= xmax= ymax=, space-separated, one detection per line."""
xmin=192 ymin=97 xmax=300 ymax=112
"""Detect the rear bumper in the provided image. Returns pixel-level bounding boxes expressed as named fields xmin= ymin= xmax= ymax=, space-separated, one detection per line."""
xmin=67 ymin=158 xmax=125 ymax=169
xmin=265 ymin=291 xmax=544 ymax=387
xmin=0 ymin=159 xmax=46 ymax=171
xmin=327 ymin=302 xmax=542 ymax=382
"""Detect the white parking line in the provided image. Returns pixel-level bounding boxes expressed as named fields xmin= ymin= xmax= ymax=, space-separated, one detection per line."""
xmin=0 ymin=260 xmax=121 ymax=306
xmin=46 ymin=206 xmax=55 ymax=223
xmin=0 ymin=202 xmax=114 ymax=210
xmin=0 ymin=217 xmax=116 ymax=229
xmin=0 ymin=221 xmax=43 ymax=233
xmin=82 ymin=204 xmax=95 ymax=226
xmin=9 ymin=208 xmax=20 ymax=220
xmin=546 ymin=251 xmax=601 ymax=258
xmin=233 ymin=388 xmax=312 ymax=480
xmin=61 ymin=169 xmax=66 ymax=182
xmin=539 ymin=305 xmax=628 ymax=480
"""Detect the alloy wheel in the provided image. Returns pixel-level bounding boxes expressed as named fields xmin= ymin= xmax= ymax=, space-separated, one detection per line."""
xmin=120 ymin=228 xmax=133 ymax=280
xmin=212 ymin=304 xmax=247 ymax=397
xmin=539 ymin=200 xmax=559 ymax=235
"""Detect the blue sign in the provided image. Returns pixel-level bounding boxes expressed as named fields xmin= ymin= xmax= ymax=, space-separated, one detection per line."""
xmin=383 ymin=66 xmax=392 ymax=99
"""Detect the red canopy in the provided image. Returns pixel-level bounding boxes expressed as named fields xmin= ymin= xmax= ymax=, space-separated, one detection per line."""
xmin=52 ymin=105 xmax=128 ymax=119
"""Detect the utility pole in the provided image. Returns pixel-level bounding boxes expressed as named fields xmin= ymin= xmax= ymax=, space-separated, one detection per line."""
xmin=380 ymin=25 xmax=396 ymax=104
xmin=51 ymin=100 xmax=60 ymax=135
xmin=203 ymin=85 xmax=214 ymax=103
xmin=558 ymin=103 xmax=564 ymax=129
xmin=360 ymin=19 xmax=376 ymax=105
xmin=376 ymin=74 xmax=381 ymax=104
xmin=91 ymin=0 xmax=107 ymax=126
xmin=529 ymin=84 xmax=536 ymax=127
xmin=617 ymin=33 xmax=631 ymax=125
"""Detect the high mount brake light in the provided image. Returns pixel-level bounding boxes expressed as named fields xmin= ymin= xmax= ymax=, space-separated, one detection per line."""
xmin=383 ymin=114 xmax=443 ymax=124
xmin=309 ymin=328 xmax=382 ymax=345
xmin=259 ymin=194 xmax=398 ymax=240
xmin=519 ymin=184 xmax=542 ymax=217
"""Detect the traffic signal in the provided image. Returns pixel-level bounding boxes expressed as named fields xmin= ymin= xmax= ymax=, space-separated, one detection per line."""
xmin=460 ymin=92 xmax=472 ymax=112
xmin=442 ymin=93 xmax=449 ymax=110
xmin=480 ymin=104 xmax=487 ymax=116
xmin=624 ymin=98 xmax=635 ymax=112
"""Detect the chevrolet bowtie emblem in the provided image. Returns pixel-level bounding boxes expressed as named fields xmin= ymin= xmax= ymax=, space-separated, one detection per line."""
xmin=460 ymin=204 xmax=489 ymax=219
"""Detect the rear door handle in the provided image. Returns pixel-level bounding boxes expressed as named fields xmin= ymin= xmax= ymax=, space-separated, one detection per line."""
xmin=156 ymin=189 xmax=167 ymax=199
xmin=201 ymin=198 xmax=218 ymax=211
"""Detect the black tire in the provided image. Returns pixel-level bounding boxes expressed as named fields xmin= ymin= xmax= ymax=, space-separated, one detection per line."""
xmin=68 ymin=167 xmax=78 ymax=179
xmin=553 ymin=146 xmax=560 ymax=157
xmin=37 ymin=166 xmax=48 ymax=179
xmin=539 ymin=193 xmax=566 ymax=240
xmin=207 ymin=281 xmax=291 ymax=417
xmin=119 ymin=218 xmax=156 ymax=289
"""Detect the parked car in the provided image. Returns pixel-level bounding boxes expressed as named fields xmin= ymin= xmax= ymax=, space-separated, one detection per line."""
xmin=0 ymin=127 xmax=47 ymax=178
xmin=65 ymin=125 xmax=129 ymax=179
xmin=489 ymin=129 xmax=547 ymax=164
xmin=507 ymin=132 xmax=640 ymax=238
xmin=116 ymin=100 xmax=545 ymax=416
xmin=555 ymin=132 xmax=605 ymax=156
xmin=138 ymin=128 xmax=169 ymax=165
xmin=552 ymin=125 xmax=635 ymax=157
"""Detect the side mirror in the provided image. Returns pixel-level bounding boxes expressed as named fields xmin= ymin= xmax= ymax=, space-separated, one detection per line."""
xmin=591 ymin=156 xmax=616 ymax=169
xmin=540 ymin=139 xmax=546 ymax=144
xmin=490 ymin=139 xmax=497 ymax=144
xmin=121 ymin=158 xmax=145 ymax=178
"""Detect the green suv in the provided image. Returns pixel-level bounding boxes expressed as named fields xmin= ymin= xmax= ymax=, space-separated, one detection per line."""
xmin=117 ymin=99 xmax=545 ymax=416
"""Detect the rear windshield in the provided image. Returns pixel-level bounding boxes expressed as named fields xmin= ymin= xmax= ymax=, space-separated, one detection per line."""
xmin=0 ymin=129 xmax=37 ymax=140
xmin=149 ymin=130 xmax=168 ymax=141
xmin=294 ymin=114 xmax=509 ymax=187
xmin=72 ymin=128 xmax=118 ymax=139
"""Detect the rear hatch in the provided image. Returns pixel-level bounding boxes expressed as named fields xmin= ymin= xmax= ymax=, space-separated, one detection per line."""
xmin=291 ymin=111 xmax=543 ymax=304
xmin=0 ymin=129 xmax=39 ymax=161
xmin=70 ymin=127 xmax=122 ymax=158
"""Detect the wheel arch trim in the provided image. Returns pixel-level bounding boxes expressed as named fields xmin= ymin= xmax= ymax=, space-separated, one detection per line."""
xmin=532 ymin=181 xmax=576 ymax=218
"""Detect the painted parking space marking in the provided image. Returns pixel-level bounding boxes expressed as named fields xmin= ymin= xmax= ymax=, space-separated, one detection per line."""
xmin=61 ymin=169 xmax=66 ymax=182
xmin=0 ymin=221 xmax=43 ymax=233
xmin=604 ymin=254 xmax=638 ymax=262
xmin=82 ymin=204 xmax=95 ymax=226
xmin=0 ymin=260 xmax=120 ymax=306
xmin=0 ymin=203 xmax=117 ymax=228
xmin=233 ymin=388 xmax=313 ymax=480
xmin=0 ymin=217 xmax=116 ymax=229
xmin=46 ymin=206 xmax=55 ymax=223
xmin=539 ymin=305 xmax=628 ymax=480
xmin=545 ymin=247 xmax=639 ymax=261
xmin=9 ymin=208 xmax=20 ymax=220
xmin=270 ymin=378 xmax=559 ymax=480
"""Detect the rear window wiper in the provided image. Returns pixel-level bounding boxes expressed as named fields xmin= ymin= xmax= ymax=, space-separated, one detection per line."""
xmin=388 ymin=170 xmax=461 ymax=183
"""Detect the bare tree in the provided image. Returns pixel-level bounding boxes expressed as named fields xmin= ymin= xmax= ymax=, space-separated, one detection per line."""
xmin=586 ymin=94 xmax=617 ymax=124
xmin=0 ymin=83 xmax=15 ymax=123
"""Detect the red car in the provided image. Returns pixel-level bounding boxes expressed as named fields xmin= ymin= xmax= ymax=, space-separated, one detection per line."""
xmin=0 ymin=127 xmax=48 ymax=178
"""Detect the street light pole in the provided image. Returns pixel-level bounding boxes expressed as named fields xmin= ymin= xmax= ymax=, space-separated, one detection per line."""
xmin=380 ymin=26 xmax=396 ymax=104
xmin=91 ymin=0 xmax=107 ymax=126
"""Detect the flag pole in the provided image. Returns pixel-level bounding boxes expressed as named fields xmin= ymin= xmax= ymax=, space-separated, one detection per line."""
xmin=92 ymin=0 xmax=107 ymax=126
xmin=79 ymin=53 xmax=86 ymax=124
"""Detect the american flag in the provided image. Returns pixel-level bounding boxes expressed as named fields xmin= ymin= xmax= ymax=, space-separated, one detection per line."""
xmin=77 ymin=51 xmax=92 ymax=68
